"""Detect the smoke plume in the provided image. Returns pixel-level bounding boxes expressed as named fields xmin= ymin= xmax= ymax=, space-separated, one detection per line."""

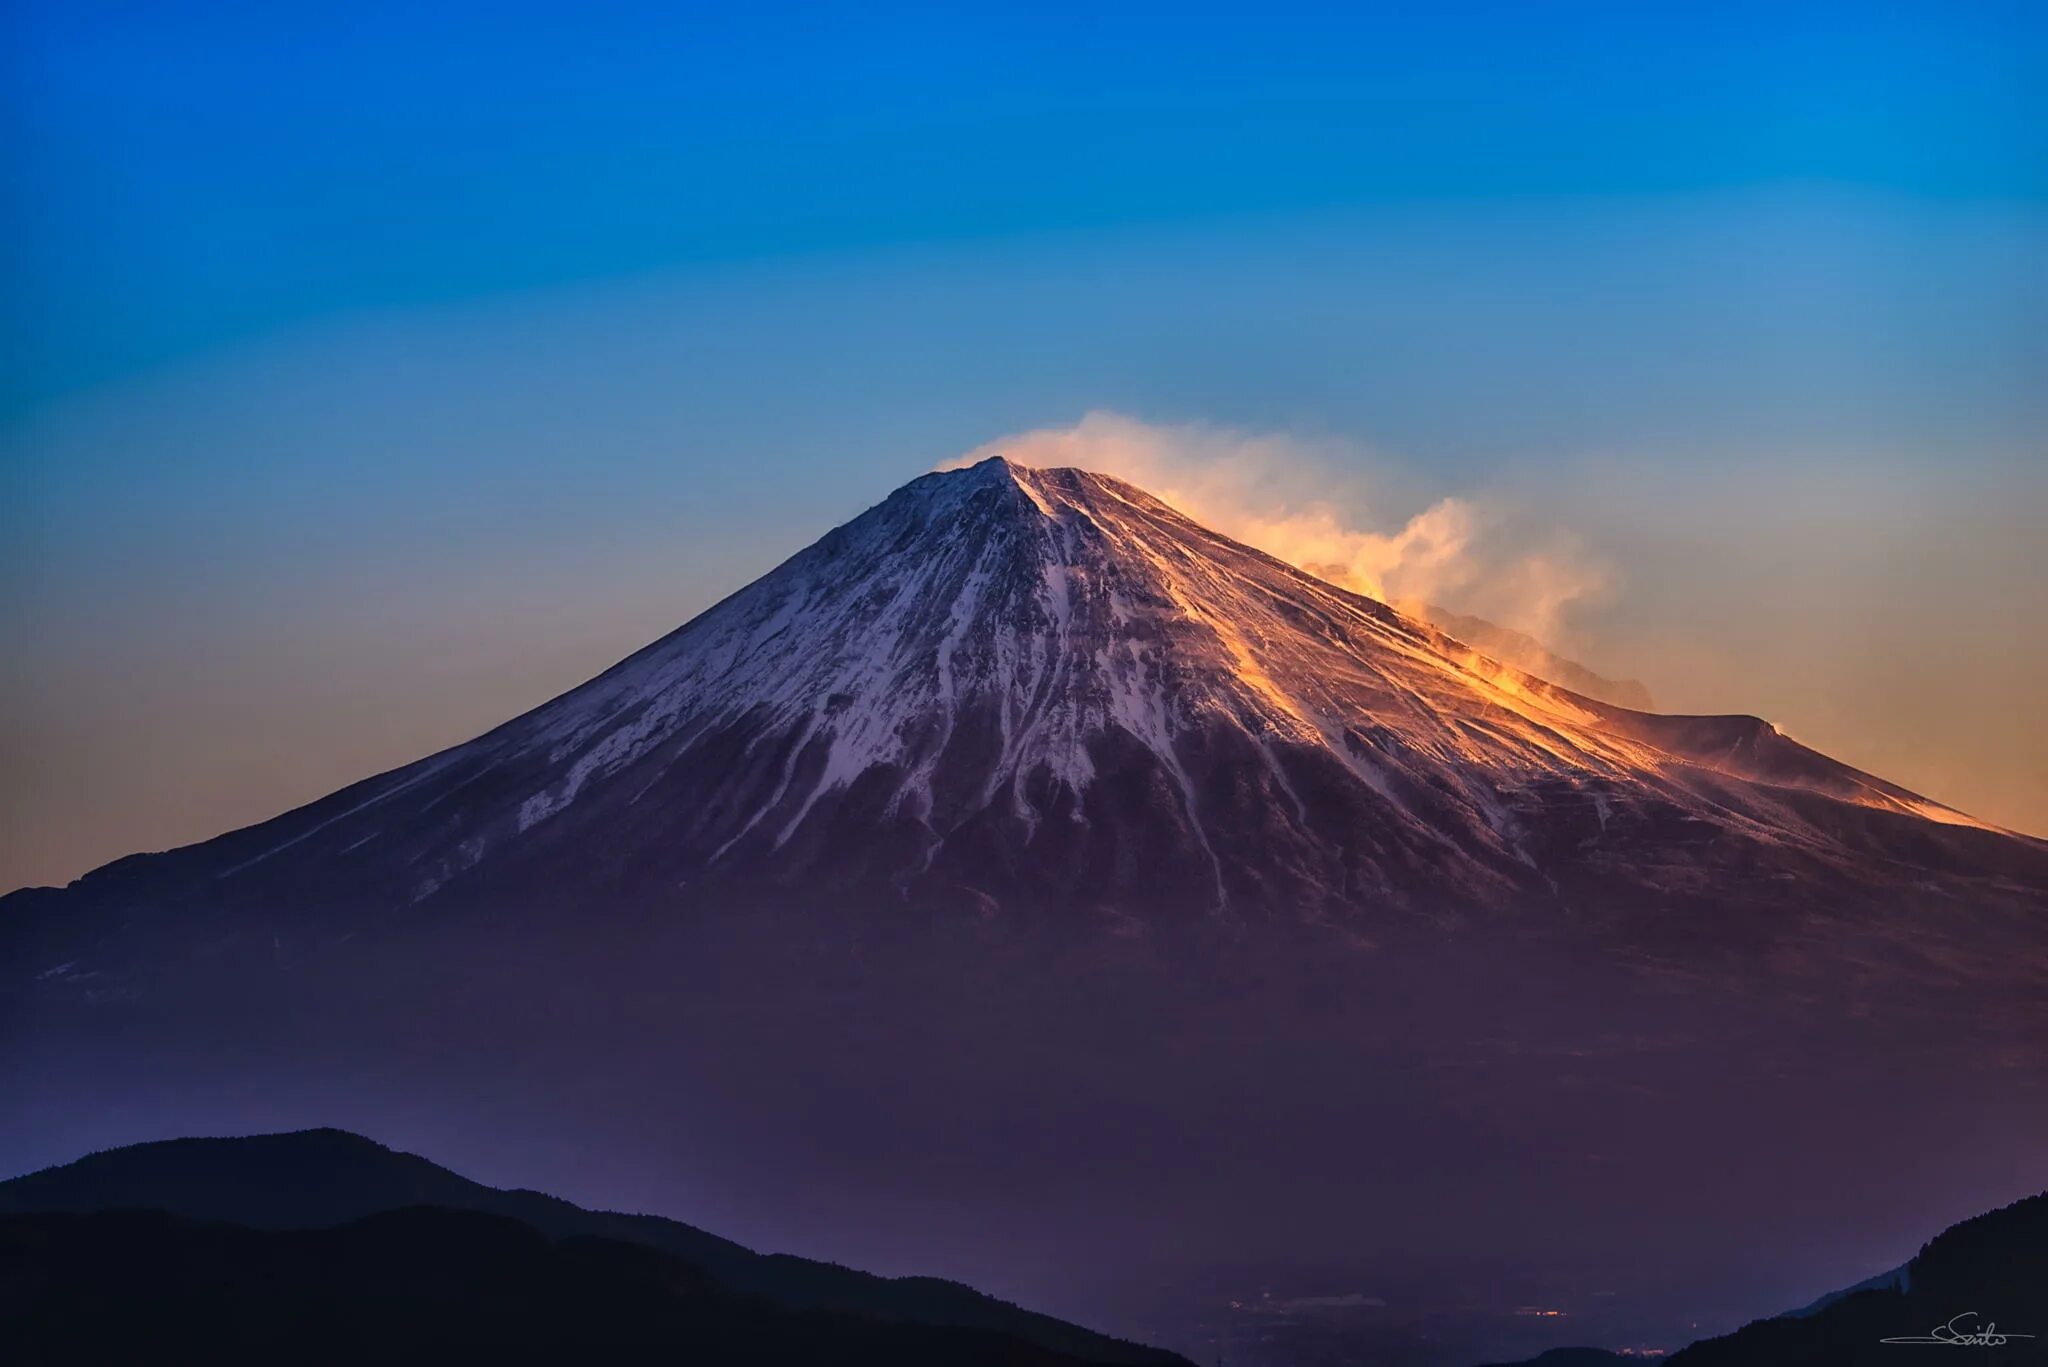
xmin=945 ymin=411 xmax=1611 ymax=649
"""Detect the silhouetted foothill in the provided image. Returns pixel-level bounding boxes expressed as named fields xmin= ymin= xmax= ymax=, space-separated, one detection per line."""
xmin=0 ymin=1128 xmax=1188 ymax=1367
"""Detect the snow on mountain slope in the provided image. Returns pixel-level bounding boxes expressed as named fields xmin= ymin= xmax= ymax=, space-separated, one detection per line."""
xmin=8 ymin=458 xmax=2046 ymax=979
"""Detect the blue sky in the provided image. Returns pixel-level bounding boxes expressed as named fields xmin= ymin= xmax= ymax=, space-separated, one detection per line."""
xmin=8 ymin=0 xmax=2044 ymax=409
xmin=4 ymin=0 xmax=2046 ymax=888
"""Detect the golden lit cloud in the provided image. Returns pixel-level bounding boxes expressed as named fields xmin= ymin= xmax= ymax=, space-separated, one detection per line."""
xmin=944 ymin=411 xmax=1612 ymax=649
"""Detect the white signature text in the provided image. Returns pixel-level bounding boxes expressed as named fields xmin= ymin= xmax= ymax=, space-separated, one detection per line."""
xmin=1881 ymin=1311 xmax=2037 ymax=1348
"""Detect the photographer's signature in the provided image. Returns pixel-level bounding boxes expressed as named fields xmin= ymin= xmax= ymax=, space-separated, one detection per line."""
xmin=1882 ymin=1311 xmax=2037 ymax=1348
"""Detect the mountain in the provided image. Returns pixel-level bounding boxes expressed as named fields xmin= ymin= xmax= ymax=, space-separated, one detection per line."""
xmin=5 ymin=459 xmax=2047 ymax=1367
xmin=1471 ymin=1194 xmax=2048 ymax=1367
xmin=1412 ymin=605 xmax=1654 ymax=711
xmin=0 ymin=1129 xmax=1185 ymax=1366
xmin=1781 ymin=1264 xmax=1909 ymax=1320
xmin=8 ymin=457 xmax=2045 ymax=987
xmin=0 ymin=1206 xmax=1172 ymax=1367
xmin=1660 ymin=1191 xmax=2048 ymax=1366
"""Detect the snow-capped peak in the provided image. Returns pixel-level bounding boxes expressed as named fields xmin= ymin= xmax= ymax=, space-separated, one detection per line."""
xmin=67 ymin=458 xmax=2023 ymax=940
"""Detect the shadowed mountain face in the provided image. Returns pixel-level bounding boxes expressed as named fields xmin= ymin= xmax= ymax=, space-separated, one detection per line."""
xmin=1477 ymin=1350 xmax=1633 ymax=1367
xmin=1474 ymin=1191 xmax=2048 ymax=1367
xmin=0 ymin=1207 xmax=1114 ymax=1367
xmin=6 ymin=457 xmax=2045 ymax=983
xmin=1660 ymin=1191 xmax=2048 ymax=1366
xmin=0 ymin=1128 xmax=1182 ymax=1366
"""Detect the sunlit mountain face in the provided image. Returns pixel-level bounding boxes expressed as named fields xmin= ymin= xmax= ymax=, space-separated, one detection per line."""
xmin=6 ymin=460 xmax=2046 ymax=1366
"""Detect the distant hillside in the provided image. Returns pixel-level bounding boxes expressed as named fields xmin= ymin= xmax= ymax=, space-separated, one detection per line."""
xmin=1473 ymin=1194 xmax=2048 ymax=1367
xmin=0 ymin=1128 xmax=1185 ymax=1367
xmin=1475 ymin=1349 xmax=1629 ymax=1367
xmin=0 ymin=1205 xmax=1150 ymax=1366
xmin=1664 ymin=1191 xmax=2048 ymax=1365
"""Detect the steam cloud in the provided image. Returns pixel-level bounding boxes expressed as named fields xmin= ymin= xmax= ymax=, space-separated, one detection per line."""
xmin=944 ymin=412 xmax=1612 ymax=649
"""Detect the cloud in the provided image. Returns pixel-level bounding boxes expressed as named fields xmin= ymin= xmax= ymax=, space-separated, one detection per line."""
xmin=945 ymin=411 xmax=1611 ymax=648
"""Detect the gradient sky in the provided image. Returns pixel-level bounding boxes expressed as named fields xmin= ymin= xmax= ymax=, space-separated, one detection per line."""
xmin=4 ymin=0 xmax=2046 ymax=891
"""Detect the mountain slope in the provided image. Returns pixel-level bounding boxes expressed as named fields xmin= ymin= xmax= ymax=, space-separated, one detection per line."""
xmin=0 ymin=1128 xmax=1183 ymax=1366
xmin=1662 ymin=1191 xmax=2048 ymax=1366
xmin=1413 ymin=605 xmax=1655 ymax=711
xmin=7 ymin=457 xmax=2046 ymax=982
xmin=0 ymin=1206 xmax=1177 ymax=1367
xmin=1472 ymin=1191 xmax=2048 ymax=1367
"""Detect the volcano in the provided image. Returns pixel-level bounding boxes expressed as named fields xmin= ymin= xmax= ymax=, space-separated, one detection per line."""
xmin=9 ymin=455 xmax=2046 ymax=982
xmin=9 ymin=457 xmax=2048 ymax=1367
